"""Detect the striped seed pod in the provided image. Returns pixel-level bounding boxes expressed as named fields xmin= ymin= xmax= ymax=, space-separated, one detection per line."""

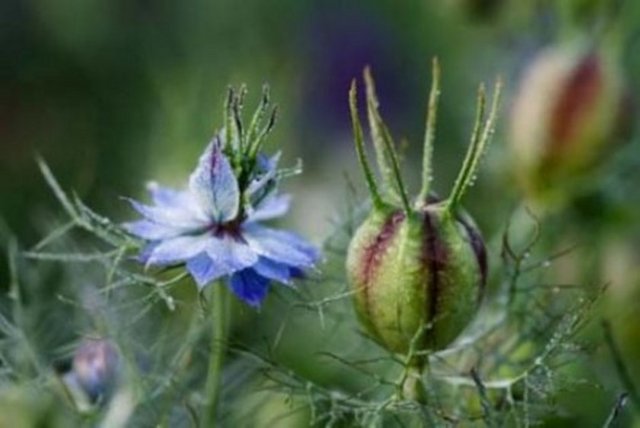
xmin=346 ymin=60 xmax=501 ymax=358
xmin=510 ymin=39 xmax=628 ymax=207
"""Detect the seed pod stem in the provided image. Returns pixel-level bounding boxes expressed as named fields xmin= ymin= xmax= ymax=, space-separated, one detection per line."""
xmin=364 ymin=68 xmax=412 ymax=213
xmin=401 ymin=365 xmax=427 ymax=403
xmin=418 ymin=57 xmax=442 ymax=205
xmin=446 ymin=78 xmax=502 ymax=212
xmin=397 ymin=323 xmax=429 ymax=402
xmin=349 ymin=80 xmax=384 ymax=210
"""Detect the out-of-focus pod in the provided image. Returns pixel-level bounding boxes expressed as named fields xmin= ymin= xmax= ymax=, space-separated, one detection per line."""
xmin=510 ymin=40 xmax=630 ymax=209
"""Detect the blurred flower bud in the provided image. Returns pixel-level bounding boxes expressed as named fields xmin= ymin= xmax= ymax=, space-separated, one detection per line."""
xmin=510 ymin=40 xmax=628 ymax=207
xmin=67 ymin=339 xmax=120 ymax=404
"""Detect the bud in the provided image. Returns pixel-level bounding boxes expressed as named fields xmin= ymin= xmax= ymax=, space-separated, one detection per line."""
xmin=510 ymin=40 xmax=627 ymax=207
xmin=346 ymin=60 xmax=501 ymax=361
xmin=65 ymin=339 xmax=120 ymax=404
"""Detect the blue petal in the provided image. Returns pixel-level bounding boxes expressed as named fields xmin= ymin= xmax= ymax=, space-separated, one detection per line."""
xmin=247 ymin=194 xmax=291 ymax=222
xmin=247 ymin=152 xmax=281 ymax=196
xmin=138 ymin=242 xmax=159 ymax=264
xmin=243 ymin=224 xmax=319 ymax=268
xmin=258 ymin=151 xmax=281 ymax=171
xmin=145 ymin=235 xmax=210 ymax=266
xmin=123 ymin=220 xmax=184 ymax=240
xmin=205 ymin=236 xmax=259 ymax=274
xmin=146 ymin=182 xmax=190 ymax=207
xmin=186 ymin=252 xmax=225 ymax=289
xmin=126 ymin=198 xmax=206 ymax=229
xmin=229 ymin=269 xmax=270 ymax=307
xmin=189 ymin=142 xmax=240 ymax=222
xmin=252 ymin=257 xmax=294 ymax=285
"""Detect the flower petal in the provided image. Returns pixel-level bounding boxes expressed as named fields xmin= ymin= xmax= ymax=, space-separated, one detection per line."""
xmin=146 ymin=182 xmax=192 ymax=207
xmin=126 ymin=198 xmax=206 ymax=230
xmin=145 ymin=235 xmax=210 ymax=266
xmin=205 ymin=237 xmax=259 ymax=274
xmin=186 ymin=253 xmax=225 ymax=289
xmin=248 ymin=194 xmax=291 ymax=222
xmin=243 ymin=224 xmax=318 ymax=268
xmin=188 ymin=142 xmax=240 ymax=222
xmin=247 ymin=152 xmax=281 ymax=197
xmin=123 ymin=220 xmax=185 ymax=240
xmin=229 ymin=269 xmax=270 ymax=307
xmin=251 ymin=257 xmax=294 ymax=285
xmin=138 ymin=242 xmax=159 ymax=264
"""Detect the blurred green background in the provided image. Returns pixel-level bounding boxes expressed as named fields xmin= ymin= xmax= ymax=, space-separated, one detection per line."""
xmin=0 ymin=0 xmax=541 ymax=245
xmin=3 ymin=0 xmax=640 ymax=426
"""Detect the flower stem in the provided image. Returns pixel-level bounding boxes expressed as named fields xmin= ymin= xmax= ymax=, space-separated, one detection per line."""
xmin=204 ymin=283 xmax=229 ymax=426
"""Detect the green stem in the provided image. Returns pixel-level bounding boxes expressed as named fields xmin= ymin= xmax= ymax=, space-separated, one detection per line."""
xmin=204 ymin=283 xmax=229 ymax=426
xmin=602 ymin=320 xmax=640 ymax=412
xmin=363 ymin=68 xmax=411 ymax=212
xmin=349 ymin=79 xmax=384 ymax=210
xmin=446 ymin=78 xmax=502 ymax=213
xmin=417 ymin=57 xmax=441 ymax=205
xmin=400 ymin=363 xmax=427 ymax=403
xmin=446 ymin=84 xmax=486 ymax=212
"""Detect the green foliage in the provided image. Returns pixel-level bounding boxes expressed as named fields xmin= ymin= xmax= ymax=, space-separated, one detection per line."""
xmin=0 ymin=165 xmax=619 ymax=427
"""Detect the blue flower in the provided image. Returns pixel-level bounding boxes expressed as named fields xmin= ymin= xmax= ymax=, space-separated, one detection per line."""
xmin=124 ymin=141 xmax=319 ymax=307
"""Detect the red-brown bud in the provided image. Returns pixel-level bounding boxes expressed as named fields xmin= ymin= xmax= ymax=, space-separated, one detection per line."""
xmin=510 ymin=40 xmax=627 ymax=206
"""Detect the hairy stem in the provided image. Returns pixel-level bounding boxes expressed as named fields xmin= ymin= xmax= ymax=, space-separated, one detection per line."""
xmin=446 ymin=78 xmax=502 ymax=212
xmin=417 ymin=57 xmax=442 ymax=205
xmin=363 ymin=68 xmax=411 ymax=212
xmin=349 ymin=80 xmax=384 ymax=210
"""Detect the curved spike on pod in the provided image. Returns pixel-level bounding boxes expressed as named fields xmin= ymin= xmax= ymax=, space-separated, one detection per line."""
xmin=349 ymin=80 xmax=384 ymax=210
xmin=363 ymin=68 xmax=412 ymax=213
xmin=446 ymin=78 xmax=502 ymax=213
xmin=417 ymin=57 xmax=442 ymax=206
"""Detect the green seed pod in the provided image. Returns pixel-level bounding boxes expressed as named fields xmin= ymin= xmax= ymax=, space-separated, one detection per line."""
xmin=346 ymin=60 xmax=501 ymax=358
xmin=510 ymin=39 xmax=627 ymax=208
xmin=347 ymin=200 xmax=487 ymax=354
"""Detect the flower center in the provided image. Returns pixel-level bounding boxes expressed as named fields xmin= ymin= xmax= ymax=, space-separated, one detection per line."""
xmin=208 ymin=219 xmax=245 ymax=242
